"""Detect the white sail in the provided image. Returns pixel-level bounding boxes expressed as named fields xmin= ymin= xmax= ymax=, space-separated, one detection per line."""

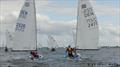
xmin=72 ymin=31 xmax=76 ymax=47
xmin=76 ymin=0 xmax=99 ymax=49
xmin=6 ymin=30 xmax=13 ymax=48
xmin=13 ymin=0 xmax=37 ymax=50
xmin=47 ymin=35 xmax=57 ymax=48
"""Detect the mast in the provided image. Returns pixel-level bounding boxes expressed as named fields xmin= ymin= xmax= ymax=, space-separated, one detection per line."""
xmin=6 ymin=30 xmax=13 ymax=49
xmin=33 ymin=0 xmax=37 ymax=51
xmin=5 ymin=30 xmax=8 ymax=48
xmin=6 ymin=30 xmax=7 ymax=47
xmin=75 ymin=0 xmax=80 ymax=55
xmin=48 ymin=35 xmax=57 ymax=49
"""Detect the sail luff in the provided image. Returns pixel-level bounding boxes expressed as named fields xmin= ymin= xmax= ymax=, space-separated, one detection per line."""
xmin=6 ymin=30 xmax=13 ymax=48
xmin=75 ymin=0 xmax=80 ymax=50
xmin=33 ymin=0 xmax=37 ymax=50
xmin=6 ymin=30 xmax=8 ymax=48
xmin=74 ymin=0 xmax=80 ymax=54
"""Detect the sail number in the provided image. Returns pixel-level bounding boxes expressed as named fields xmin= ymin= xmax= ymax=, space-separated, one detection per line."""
xmin=16 ymin=23 xmax=26 ymax=32
xmin=87 ymin=17 xmax=98 ymax=28
xmin=83 ymin=8 xmax=98 ymax=28
xmin=83 ymin=8 xmax=94 ymax=17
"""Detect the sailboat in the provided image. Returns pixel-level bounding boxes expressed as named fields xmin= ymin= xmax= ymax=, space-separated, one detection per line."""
xmin=47 ymin=35 xmax=58 ymax=51
xmin=12 ymin=0 xmax=43 ymax=60
xmin=67 ymin=0 xmax=99 ymax=60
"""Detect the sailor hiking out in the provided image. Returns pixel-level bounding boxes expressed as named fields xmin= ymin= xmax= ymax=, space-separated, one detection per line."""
xmin=66 ymin=45 xmax=75 ymax=58
xmin=30 ymin=50 xmax=39 ymax=60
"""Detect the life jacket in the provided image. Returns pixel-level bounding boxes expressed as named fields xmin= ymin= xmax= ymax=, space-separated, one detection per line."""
xmin=67 ymin=48 xmax=73 ymax=54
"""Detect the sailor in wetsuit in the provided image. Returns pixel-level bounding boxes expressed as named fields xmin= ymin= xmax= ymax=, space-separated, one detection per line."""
xmin=5 ymin=46 xmax=8 ymax=52
xmin=30 ymin=50 xmax=39 ymax=60
xmin=66 ymin=45 xmax=74 ymax=58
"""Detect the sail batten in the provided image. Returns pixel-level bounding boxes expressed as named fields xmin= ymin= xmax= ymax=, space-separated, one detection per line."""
xmin=13 ymin=0 xmax=37 ymax=50
xmin=76 ymin=0 xmax=99 ymax=49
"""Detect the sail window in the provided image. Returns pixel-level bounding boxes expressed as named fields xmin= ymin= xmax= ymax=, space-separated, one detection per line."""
xmin=19 ymin=10 xmax=28 ymax=19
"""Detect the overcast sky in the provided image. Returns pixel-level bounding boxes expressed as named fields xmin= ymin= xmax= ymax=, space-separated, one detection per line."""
xmin=0 ymin=0 xmax=120 ymax=47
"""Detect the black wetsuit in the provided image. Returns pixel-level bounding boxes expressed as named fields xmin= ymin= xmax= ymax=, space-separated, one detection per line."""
xmin=5 ymin=47 xmax=8 ymax=52
xmin=66 ymin=48 xmax=74 ymax=58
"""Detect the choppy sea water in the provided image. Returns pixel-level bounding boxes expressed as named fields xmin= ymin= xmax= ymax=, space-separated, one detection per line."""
xmin=0 ymin=47 xmax=120 ymax=67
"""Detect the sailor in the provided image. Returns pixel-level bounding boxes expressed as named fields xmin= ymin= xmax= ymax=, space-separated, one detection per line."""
xmin=51 ymin=48 xmax=55 ymax=51
xmin=30 ymin=50 xmax=39 ymax=60
xmin=66 ymin=45 xmax=74 ymax=58
xmin=5 ymin=46 xmax=8 ymax=52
